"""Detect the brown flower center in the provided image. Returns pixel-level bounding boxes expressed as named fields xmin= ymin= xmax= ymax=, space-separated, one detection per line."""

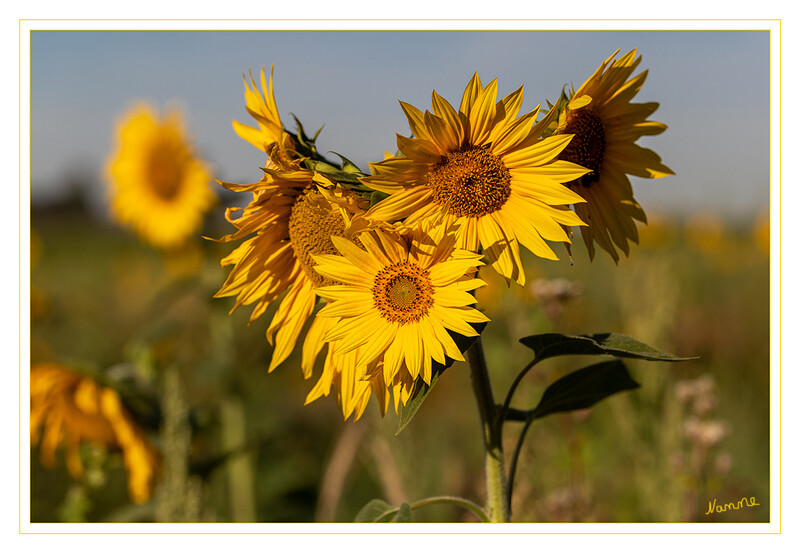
xmin=428 ymin=146 xmax=511 ymax=217
xmin=147 ymin=148 xmax=183 ymax=199
xmin=558 ymin=108 xmax=606 ymax=188
xmin=372 ymin=261 xmax=434 ymax=325
xmin=288 ymin=190 xmax=348 ymax=287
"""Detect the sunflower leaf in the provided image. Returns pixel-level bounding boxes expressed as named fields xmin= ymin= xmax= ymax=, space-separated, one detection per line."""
xmin=395 ymin=369 xmax=442 ymax=436
xmin=354 ymin=499 xmax=398 ymax=523
xmin=519 ymin=332 xmax=695 ymax=363
xmin=528 ymin=359 xmax=639 ymax=420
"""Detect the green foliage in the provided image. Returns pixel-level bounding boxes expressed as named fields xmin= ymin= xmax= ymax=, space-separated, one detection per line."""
xmin=504 ymin=331 xmax=696 ymax=515
xmin=354 ymin=499 xmax=400 ymax=522
xmin=329 ymin=152 xmax=365 ymax=175
xmin=354 ymin=497 xmax=487 ymax=523
xmin=368 ymin=190 xmax=389 ymax=207
xmin=396 ymin=369 xmax=442 ymax=436
xmin=506 ymin=332 xmax=693 ymax=422
xmin=526 ymin=359 xmax=639 ymax=420
xmin=394 ymin=502 xmax=413 ymax=522
xmin=289 ymin=114 xmax=322 ymax=160
xmin=520 ymin=332 xmax=696 ymax=363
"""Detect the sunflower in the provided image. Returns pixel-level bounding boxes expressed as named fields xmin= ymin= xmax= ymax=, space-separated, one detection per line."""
xmin=312 ymin=224 xmax=489 ymax=397
xmin=551 ymin=49 xmax=674 ymax=262
xmin=360 ymin=74 xmax=590 ymax=285
xmin=30 ymin=363 xmax=160 ymax=504
xmin=107 ymin=104 xmax=216 ymax=250
xmin=214 ymin=151 xmax=370 ymax=372
xmin=217 ymin=66 xmax=380 ymax=421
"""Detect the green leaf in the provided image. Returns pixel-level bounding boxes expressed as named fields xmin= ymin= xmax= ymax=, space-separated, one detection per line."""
xmin=395 ymin=369 xmax=442 ymax=436
xmin=529 ymin=359 xmax=639 ymax=420
xmin=396 ymin=321 xmax=487 ymax=435
xmin=519 ymin=332 xmax=695 ymax=363
xmin=392 ymin=503 xmax=413 ymax=522
xmin=354 ymin=499 xmax=397 ymax=523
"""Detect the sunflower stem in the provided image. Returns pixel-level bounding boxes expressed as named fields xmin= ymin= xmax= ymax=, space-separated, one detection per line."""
xmin=467 ymin=337 xmax=510 ymax=523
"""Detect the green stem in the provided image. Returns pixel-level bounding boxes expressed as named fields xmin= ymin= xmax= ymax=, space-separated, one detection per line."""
xmin=498 ymin=356 xmax=539 ymax=425
xmin=506 ymin=414 xmax=535 ymax=513
xmin=467 ymin=337 xmax=510 ymax=523
xmin=407 ymin=496 xmax=490 ymax=523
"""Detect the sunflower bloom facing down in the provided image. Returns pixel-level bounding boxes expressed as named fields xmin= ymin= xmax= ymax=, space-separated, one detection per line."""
xmin=30 ymin=363 xmax=160 ymax=504
xmin=312 ymin=225 xmax=489 ymax=406
xmin=361 ymin=74 xmax=590 ymax=285
xmin=552 ymin=49 xmax=674 ymax=262
xmin=214 ymin=152 xmax=370 ymax=372
xmin=107 ymin=104 xmax=216 ymax=250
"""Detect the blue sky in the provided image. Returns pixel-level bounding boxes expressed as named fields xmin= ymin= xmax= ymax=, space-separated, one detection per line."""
xmin=30 ymin=29 xmax=771 ymax=219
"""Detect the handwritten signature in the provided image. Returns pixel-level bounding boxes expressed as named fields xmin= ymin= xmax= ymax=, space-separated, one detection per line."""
xmin=705 ymin=497 xmax=760 ymax=515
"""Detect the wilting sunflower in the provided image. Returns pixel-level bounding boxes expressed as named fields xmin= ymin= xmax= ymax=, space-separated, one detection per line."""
xmin=30 ymin=363 xmax=160 ymax=504
xmin=312 ymin=224 xmax=489 ymax=395
xmin=551 ymin=49 xmax=674 ymax=262
xmin=214 ymin=151 xmax=370 ymax=372
xmin=107 ymin=104 xmax=216 ymax=250
xmin=361 ymin=74 xmax=590 ymax=285
xmin=217 ymin=66 xmax=380 ymax=420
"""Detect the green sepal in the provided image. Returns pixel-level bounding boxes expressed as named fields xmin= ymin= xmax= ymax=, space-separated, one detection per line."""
xmin=288 ymin=114 xmax=327 ymax=161
xmin=303 ymin=156 xmax=369 ymax=188
xmin=369 ymin=190 xmax=389 ymax=207
xmin=329 ymin=152 xmax=366 ymax=175
xmin=396 ymin=321 xmax=487 ymax=435
xmin=303 ymin=159 xmax=340 ymax=174
xmin=528 ymin=359 xmax=640 ymax=420
xmin=519 ymin=332 xmax=695 ymax=363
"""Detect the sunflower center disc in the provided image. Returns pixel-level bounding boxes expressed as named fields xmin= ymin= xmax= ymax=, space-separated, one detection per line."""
xmin=428 ymin=146 xmax=512 ymax=217
xmin=372 ymin=262 xmax=434 ymax=325
xmin=147 ymin=149 xmax=182 ymax=199
xmin=559 ymin=108 xmax=606 ymax=187
xmin=288 ymin=190 xmax=348 ymax=287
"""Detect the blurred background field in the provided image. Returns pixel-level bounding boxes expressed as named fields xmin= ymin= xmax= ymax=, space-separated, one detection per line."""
xmin=29 ymin=184 xmax=770 ymax=523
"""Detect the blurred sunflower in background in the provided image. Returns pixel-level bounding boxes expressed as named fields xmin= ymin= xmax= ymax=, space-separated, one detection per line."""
xmin=313 ymin=224 xmax=488 ymax=411
xmin=107 ymin=104 xmax=216 ymax=250
xmin=30 ymin=363 xmax=161 ymax=505
xmin=549 ymin=49 xmax=674 ymax=262
xmin=361 ymin=73 xmax=590 ymax=285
